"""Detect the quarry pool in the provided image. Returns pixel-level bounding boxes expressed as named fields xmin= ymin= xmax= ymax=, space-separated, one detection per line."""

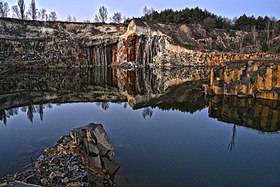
xmin=0 ymin=100 xmax=280 ymax=186
xmin=0 ymin=67 xmax=280 ymax=186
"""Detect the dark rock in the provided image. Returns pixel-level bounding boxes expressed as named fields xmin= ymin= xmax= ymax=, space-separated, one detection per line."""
xmin=205 ymin=88 xmax=215 ymax=96
xmin=0 ymin=123 xmax=119 ymax=187
xmin=25 ymin=175 xmax=40 ymax=185
xmin=101 ymin=157 xmax=121 ymax=176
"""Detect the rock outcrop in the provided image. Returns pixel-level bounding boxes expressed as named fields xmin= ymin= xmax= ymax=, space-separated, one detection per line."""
xmin=0 ymin=18 xmax=126 ymax=68
xmin=114 ymin=20 xmax=280 ymax=67
xmin=0 ymin=123 xmax=120 ymax=187
xmin=0 ymin=18 xmax=279 ymax=69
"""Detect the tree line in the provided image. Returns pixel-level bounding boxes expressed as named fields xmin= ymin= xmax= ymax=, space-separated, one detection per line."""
xmin=140 ymin=6 xmax=280 ymax=32
xmin=0 ymin=0 xmax=57 ymax=21
xmin=0 ymin=1 xmax=125 ymax=23
xmin=1 ymin=0 xmax=279 ymax=29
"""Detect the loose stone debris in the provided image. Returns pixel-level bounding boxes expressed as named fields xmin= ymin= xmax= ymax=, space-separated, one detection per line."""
xmin=0 ymin=123 xmax=120 ymax=187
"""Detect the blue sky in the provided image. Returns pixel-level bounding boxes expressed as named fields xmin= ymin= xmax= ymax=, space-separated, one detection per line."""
xmin=7 ymin=0 xmax=280 ymax=21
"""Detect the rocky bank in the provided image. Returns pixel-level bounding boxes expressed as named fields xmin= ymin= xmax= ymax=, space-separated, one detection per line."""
xmin=0 ymin=123 xmax=120 ymax=187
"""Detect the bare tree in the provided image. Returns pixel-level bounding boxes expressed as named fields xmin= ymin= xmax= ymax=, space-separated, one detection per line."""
xmin=95 ymin=6 xmax=108 ymax=23
xmin=96 ymin=102 xmax=110 ymax=110
xmin=111 ymin=12 xmax=122 ymax=23
xmin=28 ymin=0 xmax=37 ymax=20
xmin=251 ymin=25 xmax=257 ymax=47
xmin=12 ymin=5 xmax=20 ymax=19
xmin=3 ymin=1 xmax=8 ymax=17
xmin=227 ymin=125 xmax=236 ymax=151
xmin=0 ymin=1 xmax=9 ymax=17
xmin=67 ymin=14 xmax=72 ymax=22
xmin=67 ymin=15 xmax=77 ymax=22
xmin=142 ymin=107 xmax=153 ymax=119
xmin=0 ymin=1 xmax=3 ymax=17
xmin=143 ymin=6 xmax=149 ymax=19
xmin=271 ymin=17 xmax=278 ymax=40
xmin=38 ymin=8 xmax=46 ymax=21
xmin=94 ymin=14 xmax=100 ymax=22
xmin=37 ymin=104 xmax=44 ymax=121
xmin=143 ymin=6 xmax=154 ymax=21
xmin=265 ymin=17 xmax=270 ymax=43
xmin=48 ymin=11 xmax=57 ymax=21
xmin=123 ymin=16 xmax=127 ymax=23
xmin=27 ymin=105 xmax=35 ymax=123
xmin=17 ymin=0 xmax=25 ymax=19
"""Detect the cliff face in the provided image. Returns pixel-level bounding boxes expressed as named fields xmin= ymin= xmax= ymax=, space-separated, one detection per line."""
xmin=1 ymin=18 xmax=280 ymax=100
xmin=116 ymin=20 xmax=280 ymax=66
xmin=0 ymin=18 xmax=279 ymax=68
xmin=0 ymin=18 xmax=126 ymax=68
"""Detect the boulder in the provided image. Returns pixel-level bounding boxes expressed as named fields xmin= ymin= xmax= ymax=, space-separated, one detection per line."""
xmin=0 ymin=123 xmax=120 ymax=187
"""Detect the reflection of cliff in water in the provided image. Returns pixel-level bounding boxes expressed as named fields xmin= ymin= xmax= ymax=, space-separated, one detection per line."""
xmin=130 ymin=80 xmax=208 ymax=114
xmin=208 ymin=96 xmax=280 ymax=132
xmin=1 ymin=67 xmax=280 ymax=133
xmin=0 ymin=67 xmax=209 ymax=124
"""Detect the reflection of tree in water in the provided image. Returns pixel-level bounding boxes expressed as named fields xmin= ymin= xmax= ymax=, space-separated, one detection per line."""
xmin=96 ymin=102 xmax=110 ymax=111
xmin=0 ymin=104 xmax=52 ymax=125
xmin=27 ymin=105 xmax=35 ymax=123
xmin=0 ymin=110 xmax=7 ymax=125
xmin=228 ymin=125 xmax=237 ymax=151
xmin=37 ymin=104 xmax=44 ymax=121
xmin=142 ymin=107 xmax=153 ymax=119
xmin=0 ymin=108 xmax=19 ymax=125
xmin=123 ymin=102 xmax=128 ymax=109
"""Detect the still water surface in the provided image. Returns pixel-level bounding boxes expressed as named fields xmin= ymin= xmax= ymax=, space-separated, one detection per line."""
xmin=0 ymin=67 xmax=279 ymax=187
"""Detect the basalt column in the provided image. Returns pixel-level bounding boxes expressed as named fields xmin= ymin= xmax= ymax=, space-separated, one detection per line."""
xmin=115 ymin=34 xmax=165 ymax=65
xmin=84 ymin=45 xmax=115 ymax=67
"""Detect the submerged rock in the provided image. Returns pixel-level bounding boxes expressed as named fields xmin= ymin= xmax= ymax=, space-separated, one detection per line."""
xmin=0 ymin=123 xmax=120 ymax=187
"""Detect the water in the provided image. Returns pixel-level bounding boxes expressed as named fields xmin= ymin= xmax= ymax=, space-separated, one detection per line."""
xmin=0 ymin=67 xmax=280 ymax=187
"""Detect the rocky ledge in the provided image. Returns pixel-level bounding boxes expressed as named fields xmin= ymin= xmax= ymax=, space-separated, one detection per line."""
xmin=0 ymin=123 xmax=120 ymax=187
xmin=0 ymin=18 xmax=279 ymax=69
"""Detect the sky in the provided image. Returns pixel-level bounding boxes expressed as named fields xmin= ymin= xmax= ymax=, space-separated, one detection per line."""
xmin=6 ymin=0 xmax=280 ymax=21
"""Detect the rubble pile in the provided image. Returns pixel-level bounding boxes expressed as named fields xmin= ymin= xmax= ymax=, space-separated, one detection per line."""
xmin=0 ymin=123 xmax=120 ymax=187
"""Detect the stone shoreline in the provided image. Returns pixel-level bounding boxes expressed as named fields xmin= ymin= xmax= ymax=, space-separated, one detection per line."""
xmin=0 ymin=123 xmax=120 ymax=187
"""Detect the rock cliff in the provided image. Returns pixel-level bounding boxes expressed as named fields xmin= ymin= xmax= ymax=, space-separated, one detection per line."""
xmin=0 ymin=18 xmax=279 ymax=68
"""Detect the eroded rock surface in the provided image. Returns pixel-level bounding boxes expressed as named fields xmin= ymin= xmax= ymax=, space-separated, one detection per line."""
xmin=0 ymin=123 xmax=120 ymax=187
xmin=0 ymin=18 xmax=279 ymax=69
